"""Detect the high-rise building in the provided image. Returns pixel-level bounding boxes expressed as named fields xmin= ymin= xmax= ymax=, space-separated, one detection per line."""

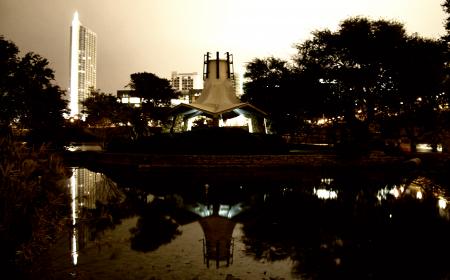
xmin=170 ymin=71 xmax=202 ymax=92
xmin=69 ymin=11 xmax=97 ymax=117
xmin=233 ymin=71 xmax=242 ymax=97
xmin=170 ymin=71 xmax=202 ymax=105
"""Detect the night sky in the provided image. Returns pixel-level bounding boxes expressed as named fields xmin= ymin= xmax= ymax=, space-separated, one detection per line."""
xmin=0 ymin=0 xmax=446 ymax=96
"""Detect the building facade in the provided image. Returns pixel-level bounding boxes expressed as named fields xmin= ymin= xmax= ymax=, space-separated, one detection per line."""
xmin=170 ymin=71 xmax=202 ymax=105
xmin=232 ymin=71 xmax=242 ymax=97
xmin=171 ymin=71 xmax=201 ymax=92
xmin=117 ymin=90 xmax=141 ymax=107
xmin=69 ymin=11 xmax=97 ymax=117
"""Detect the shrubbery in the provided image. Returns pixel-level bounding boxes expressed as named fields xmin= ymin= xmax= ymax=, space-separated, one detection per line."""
xmin=107 ymin=127 xmax=289 ymax=154
xmin=0 ymin=137 xmax=69 ymax=277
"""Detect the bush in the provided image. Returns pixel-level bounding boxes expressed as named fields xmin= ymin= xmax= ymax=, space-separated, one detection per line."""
xmin=0 ymin=137 xmax=70 ymax=277
xmin=107 ymin=127 xmax=289 ymax=154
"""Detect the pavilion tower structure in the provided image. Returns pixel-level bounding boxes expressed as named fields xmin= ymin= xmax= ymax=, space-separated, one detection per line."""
xmin=171 ymin=52 xmax=267 ymax=133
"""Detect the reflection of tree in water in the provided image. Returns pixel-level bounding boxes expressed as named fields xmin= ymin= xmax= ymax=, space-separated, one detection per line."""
xmin=129 ymin=195 xmax=185 ymax=252
xmin=240 ymin=177 xmax=450 ymax=280
xmin=75 ymin=169 xmax=192 ymax=253
xmin=79 ymin=173 xmax=129 ymax=241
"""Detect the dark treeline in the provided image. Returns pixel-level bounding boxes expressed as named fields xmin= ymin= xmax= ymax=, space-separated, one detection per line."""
xmin=80 ymin=73 xmax=180 ymax=141
xmin=242 ymin=16 xmax=450 ymax=153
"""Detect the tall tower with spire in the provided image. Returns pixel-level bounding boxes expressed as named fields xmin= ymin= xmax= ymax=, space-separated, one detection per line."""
xmin=69 ymin=11 xmax=97 ymax=117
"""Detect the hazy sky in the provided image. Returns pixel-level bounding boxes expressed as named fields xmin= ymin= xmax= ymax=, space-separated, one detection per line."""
xmin=0 ymin=0 xmax=447 ymax=95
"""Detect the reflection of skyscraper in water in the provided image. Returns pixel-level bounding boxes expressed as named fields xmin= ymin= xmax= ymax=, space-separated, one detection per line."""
xmin=69 ymin=11 xmax=97 ymax=117
xmin=71 ymin=167 xmax=123 ymax=212
xmin=75 ymin=168 xmax=104 ymax=208
xmin=69 ymin=168 xmax=123 ymax=266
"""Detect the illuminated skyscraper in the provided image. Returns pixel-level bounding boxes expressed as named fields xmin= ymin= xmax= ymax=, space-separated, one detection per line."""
xmin=69 ymin=11 xmax=97 ymax=117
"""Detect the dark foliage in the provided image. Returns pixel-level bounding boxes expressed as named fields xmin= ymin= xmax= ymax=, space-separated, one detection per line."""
xmin=129 ymin=198 xmax=182 ymax=252
xmin=0 ymin=137 xmax=69 ymax=277
xmin=0 ymin=36 xmax=67 ymax=145
xmin=107 ymin=127 xmax=289 ymax=154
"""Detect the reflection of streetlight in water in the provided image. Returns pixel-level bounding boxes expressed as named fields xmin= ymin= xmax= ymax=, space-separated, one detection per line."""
xmin=204 ymin=183 xmax=209 ymax=201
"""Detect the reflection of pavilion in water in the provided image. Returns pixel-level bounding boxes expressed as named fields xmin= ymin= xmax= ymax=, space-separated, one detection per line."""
xmin=68 ymin=167 xmax=124 ymax=266
xmin=198 ymin=205 xmax=237 ymax=268
xmin=188 ymin=199 xmax=245 ymax=268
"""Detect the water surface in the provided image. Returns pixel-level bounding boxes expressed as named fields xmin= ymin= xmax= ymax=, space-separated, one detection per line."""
xmin=39 ymin=167 xmax=450 ymax=279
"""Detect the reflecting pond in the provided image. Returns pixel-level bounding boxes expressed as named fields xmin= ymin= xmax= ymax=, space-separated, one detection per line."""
xmin=38 ymin=167 xmax=450 ymax=280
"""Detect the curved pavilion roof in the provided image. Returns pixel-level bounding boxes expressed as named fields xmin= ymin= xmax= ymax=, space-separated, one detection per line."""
xmin=171 ymin=54 xmax=266 ymax=121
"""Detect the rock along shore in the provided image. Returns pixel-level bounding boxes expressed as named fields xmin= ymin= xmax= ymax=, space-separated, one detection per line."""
xmin=64 ymin=150 xmax=450 ymax=174
xmin=61 ymin=150 xmax=450 ymax=186
xmin=62 ymin=150 xmax=407 ymax=169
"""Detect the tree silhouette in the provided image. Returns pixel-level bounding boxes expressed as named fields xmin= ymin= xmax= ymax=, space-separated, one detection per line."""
xmin=442 ymin=0 xmax=450 ymax=42
xmin=293 ymin=18 xmax=446 ymax=151
xmin=127 ymin=72 xmax=179 ymax=107
xmin=242 ymin=57 xmax=301 ymax=133
xmin=0 ymin=36 xmax=67 ymax=144
xmin=294 ymin=18 xmax=410 ymax=124
xmin=439 ymin=0 xmax=450 ymax=152
xmin=82 ymin=89 xmax=128 ymax=127
xmin=126 ymin=72 xmax=180 ymax=136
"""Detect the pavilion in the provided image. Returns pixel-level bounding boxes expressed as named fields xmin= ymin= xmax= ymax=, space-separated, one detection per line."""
xmin=170 ymin=52 xmax=267 ymax=133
